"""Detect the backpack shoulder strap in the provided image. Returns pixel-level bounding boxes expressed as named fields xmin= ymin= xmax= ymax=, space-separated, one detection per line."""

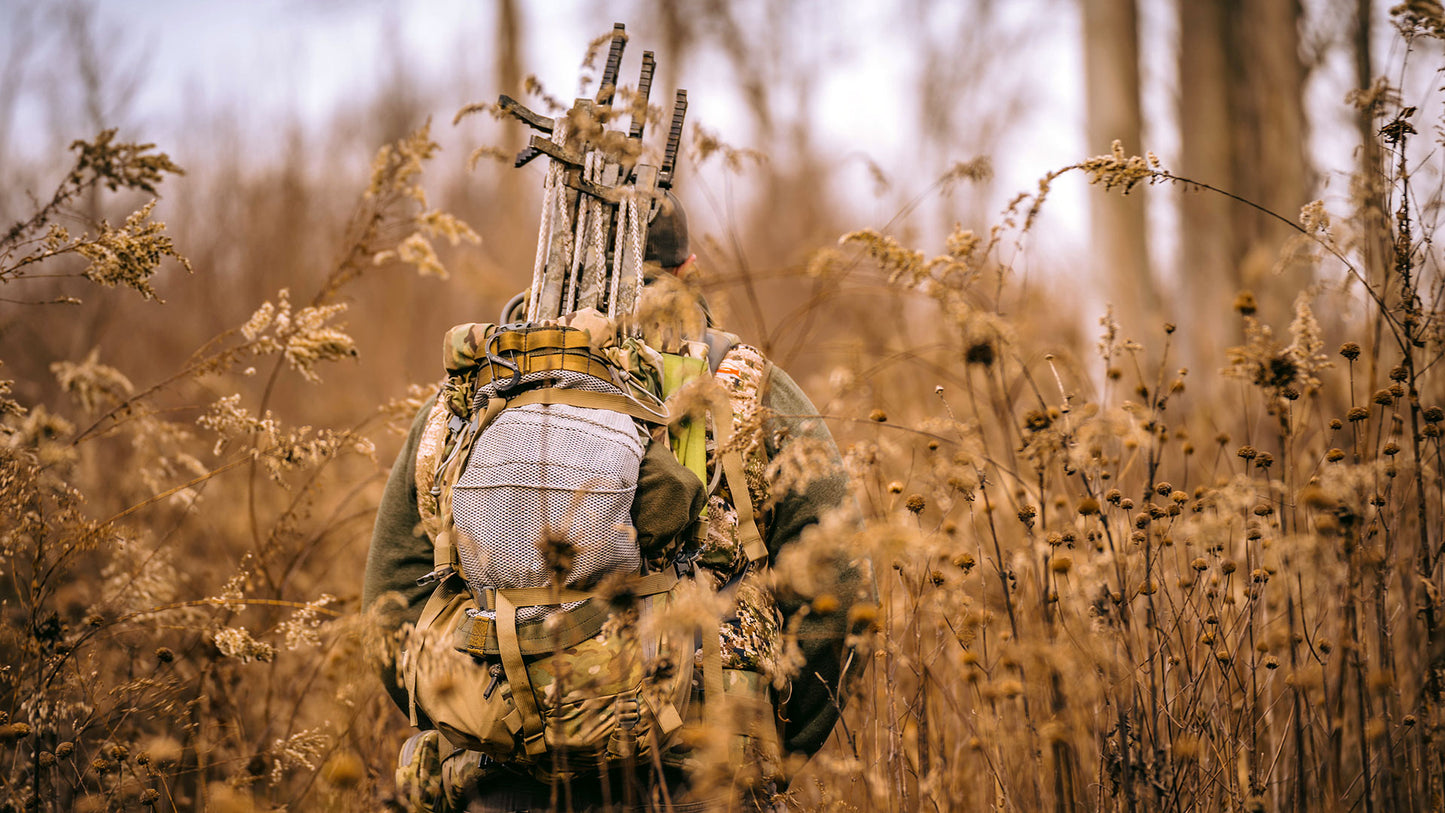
xmin=711 ymin=341 xmax=773 ymax=565
xmin=703 ymin=328 xmax=740 ymax=374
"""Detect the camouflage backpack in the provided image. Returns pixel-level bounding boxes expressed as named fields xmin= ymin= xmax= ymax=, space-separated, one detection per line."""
xmin=397 ymin=317 xmax=784 ymax=798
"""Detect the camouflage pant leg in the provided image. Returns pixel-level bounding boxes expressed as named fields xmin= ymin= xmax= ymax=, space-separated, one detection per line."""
xmin=396 ymin=730 xmax=446 ymax=813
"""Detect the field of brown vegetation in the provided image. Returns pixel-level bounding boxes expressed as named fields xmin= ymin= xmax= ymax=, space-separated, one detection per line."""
xmin=5 ymin=3 xmax=1445 ymax=812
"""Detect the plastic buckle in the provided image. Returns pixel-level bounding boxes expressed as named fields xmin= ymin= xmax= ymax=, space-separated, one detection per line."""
xmin=674 ymin=557 xmax=695 ymax=579
xmin=416 ymin=565 xmax=454 ymax=587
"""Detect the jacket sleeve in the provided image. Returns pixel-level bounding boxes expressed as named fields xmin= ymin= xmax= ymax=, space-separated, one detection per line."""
xmin=362 ymin=396 xmax=440 ymax=717
xmin=760 ymin=366 xmax=873 ymax=758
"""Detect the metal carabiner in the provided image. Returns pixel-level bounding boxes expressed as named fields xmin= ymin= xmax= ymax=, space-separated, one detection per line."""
xmin=485 ymin=328 xmax=524 ymax=394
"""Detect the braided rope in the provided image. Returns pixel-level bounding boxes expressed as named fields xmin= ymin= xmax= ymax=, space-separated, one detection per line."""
xmin=625 ymin=191 xmax=644 ymax=318
xmin=528 ymin=120 xmax=570 ymax=320
xmin=565 ymin=150 xmax=599 ymax=315
xmin=586 ymin=154 xmax=607 ymax=312
xmin=608 ymin=192 xmax=629 ymax=318
xmin=529 ymin=161 xmax=557 ymax=320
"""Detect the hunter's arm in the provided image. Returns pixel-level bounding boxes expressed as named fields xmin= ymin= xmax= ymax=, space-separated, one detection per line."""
xmin=760 ymin=367 xmax=872 ymax=758
xmin=363 ymin=396 xmax=440 ymax=715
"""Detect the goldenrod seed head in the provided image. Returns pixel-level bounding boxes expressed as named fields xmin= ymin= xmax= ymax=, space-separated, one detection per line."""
xmin=0 ymin=723 xmax=31 ymax=743
xmin=812 ymin=594 xmax=840 ymax=614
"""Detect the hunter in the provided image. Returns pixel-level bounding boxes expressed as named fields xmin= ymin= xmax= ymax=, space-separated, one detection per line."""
xmin=364 ymin=29 xmax=871 ymax=803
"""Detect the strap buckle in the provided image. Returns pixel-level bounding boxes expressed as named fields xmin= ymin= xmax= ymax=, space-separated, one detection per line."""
xmin=475 ymin=585 xmax=497 ymax=611
xmin=415 ymin=565 xmax=454 ymax=587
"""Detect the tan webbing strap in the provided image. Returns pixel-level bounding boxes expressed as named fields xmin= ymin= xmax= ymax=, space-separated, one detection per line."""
xmin=642 ymin=694 xmax=684 ymax=739
xmin=480 ymin=570 xmax=679 ymax=611
xmin=495 ymin=591 xmax=547 ymax=758
xmin=491 ymin=327 xmax=591 ymax=354
xmin=503 ymin=387 xmax=670 ymax=425
xmin=458 ymin=600 xmax=608 ymax=656
xmin=711 ymin=397 xmax=769 ymax=564
xmin=458 ymin=571 xmax=680 ymax=656
xmin=482 ymin=585 xmax=597 ymax=608
xmin=475 ymin=349 xmax=615 ymax=389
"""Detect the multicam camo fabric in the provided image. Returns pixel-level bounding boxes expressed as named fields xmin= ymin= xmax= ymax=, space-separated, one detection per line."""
xmin=407 ymin=585 xmax=691 ymax=781
xmin=720 ymin=576 xmax=782 ymax=675
xmin=395 ymin=730 xmax=446 ymax=813
xmin=413 ymin=398 xmax=449 ymax=541
xmin=441 ymin=322 xmax=491 ymax=416
xmin=697 ymin=344 xmax=781 ymax=674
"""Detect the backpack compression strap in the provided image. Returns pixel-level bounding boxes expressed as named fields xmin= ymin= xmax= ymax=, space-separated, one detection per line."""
xmin=710 ymin=392 xmax=768 ymax=565
xmin=491 ymin=569 xmax=682 ymax=758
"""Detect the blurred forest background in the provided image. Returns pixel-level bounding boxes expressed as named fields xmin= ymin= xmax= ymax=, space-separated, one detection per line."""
xmin=5 ymin=0 xmax=1445 ymax=810
xmin=0 ymin=0 xmax=1414 ymax=407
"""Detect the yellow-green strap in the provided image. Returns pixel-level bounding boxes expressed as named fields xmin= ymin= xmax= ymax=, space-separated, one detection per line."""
xmin=503 ymin=387 xmax=669 ymax=425
xmin=661 ymin=353 xmax=710 ymax=482
xmin=495 ymin=591 xmax=547 ymax=758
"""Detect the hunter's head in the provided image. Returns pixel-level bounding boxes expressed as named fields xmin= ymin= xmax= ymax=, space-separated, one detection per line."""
xmin=645 ymin=191 xmax=694 ymax=277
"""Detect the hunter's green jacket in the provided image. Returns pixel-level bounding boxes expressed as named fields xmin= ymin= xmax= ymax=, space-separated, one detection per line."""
xmin=362 ymin=364 xmax=869 ymax=759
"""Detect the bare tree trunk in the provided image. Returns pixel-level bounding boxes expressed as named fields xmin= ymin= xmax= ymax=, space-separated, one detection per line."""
xmin=1232 ymin=0 xmax=1310 ymax=314
xmin=1081 ymin=0 xmax=1158 ymax=336
xmin=491 ymin=0 xmax=531 ymax=285
xmin=1178 ymin=0 xmax=1310 ymax=368
xmin=1178 ymin=0 xmax=1238 ymax=368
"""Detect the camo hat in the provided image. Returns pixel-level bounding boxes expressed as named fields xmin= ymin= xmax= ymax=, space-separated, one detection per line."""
xmin=644 ymin=191 xmax=690 ymax=268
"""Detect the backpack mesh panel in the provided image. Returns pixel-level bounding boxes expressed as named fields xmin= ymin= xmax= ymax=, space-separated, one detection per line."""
xmin=455 ymin=368 xmax=646 ymax=623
